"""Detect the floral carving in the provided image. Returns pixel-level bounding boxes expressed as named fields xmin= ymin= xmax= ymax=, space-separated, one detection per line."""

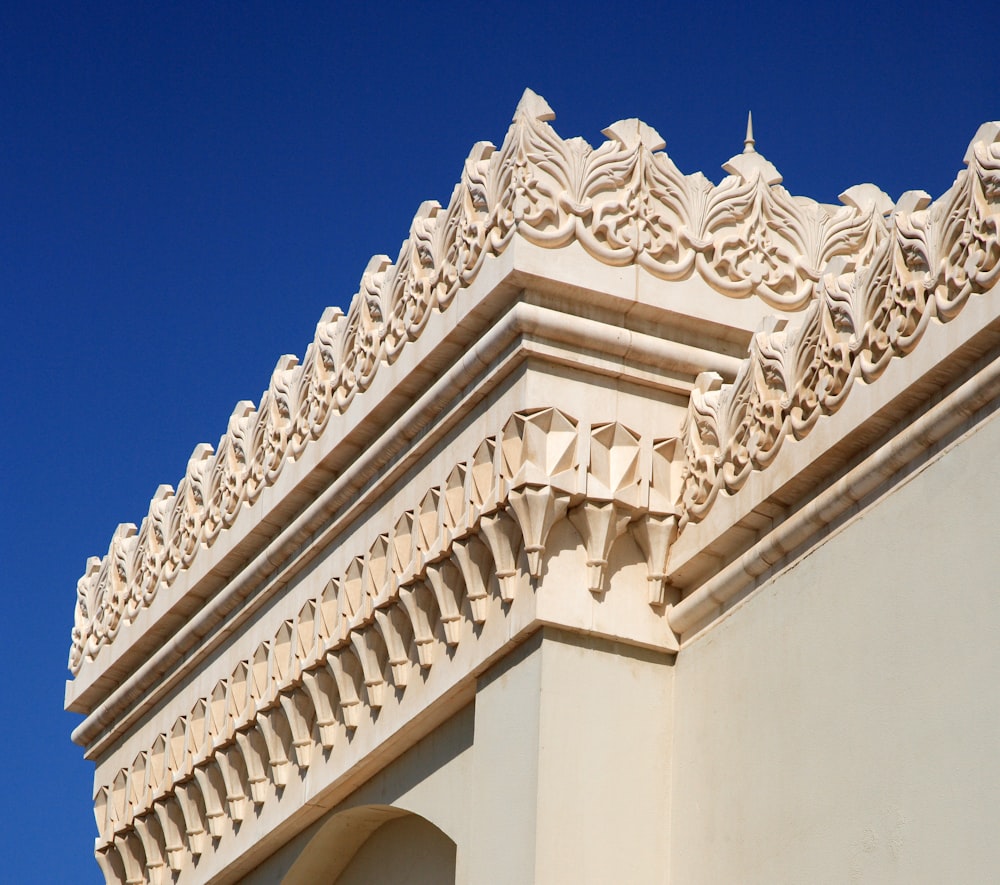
xmin=71 ymin=88 xmax=934 ymax=674
xmin=678 ymin=124 xmax=1000 ymax=529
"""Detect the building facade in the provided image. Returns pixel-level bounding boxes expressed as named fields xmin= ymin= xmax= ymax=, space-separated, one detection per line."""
xmin=66 ymin=91 xmax=1000 ymax=883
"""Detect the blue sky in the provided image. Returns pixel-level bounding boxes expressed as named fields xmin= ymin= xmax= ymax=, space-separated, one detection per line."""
xmin=2 ymin=1 xmax=995 ymax=880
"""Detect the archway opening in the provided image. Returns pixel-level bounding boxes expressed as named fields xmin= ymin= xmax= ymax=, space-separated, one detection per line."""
xmin=283 ymin=804 xmax=456 ymax=885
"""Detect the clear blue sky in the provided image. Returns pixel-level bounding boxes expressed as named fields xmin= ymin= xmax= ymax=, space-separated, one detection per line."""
xmin=1 ymin=1 xmax=994 ymax=880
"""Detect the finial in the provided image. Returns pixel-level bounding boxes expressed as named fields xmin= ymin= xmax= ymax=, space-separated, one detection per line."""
xmin=722 ymin=110 xmax=782 ymax=185
xmin=743 ymin=111 xmax=755 ymax=154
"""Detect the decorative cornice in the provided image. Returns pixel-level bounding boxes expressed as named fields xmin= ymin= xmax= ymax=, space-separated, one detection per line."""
xmin=90 ymin=408 xmax=680 ymax=881
xmin=69 ymin=88 xmax=890 ymax=676
xmin=677 ymin=123 xmax=1000 ymax=530
xmin=669 ymin=347 xmax=1000 ymax=637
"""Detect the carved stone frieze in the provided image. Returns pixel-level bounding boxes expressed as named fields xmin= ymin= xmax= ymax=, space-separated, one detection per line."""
xmin=89 ymin=409 xmax=682 ymax=877
xmin=678 ymin=123 xmax=1000 ymax=529
xmin=69 ymin=89 xmax=890 ymax=675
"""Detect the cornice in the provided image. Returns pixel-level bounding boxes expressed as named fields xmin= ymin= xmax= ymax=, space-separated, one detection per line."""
xmin=66 ymin=292 xmax=737 ymax=715
xmin=670 ymin=346 xmax=1000 ymax=637
xmin=68 ymin=88 xmax=890 ymax=678
xmin=676 ymin=123 xmax=1000 ymax=531
xmin=71 ymin=296 xmax=718 ymax=732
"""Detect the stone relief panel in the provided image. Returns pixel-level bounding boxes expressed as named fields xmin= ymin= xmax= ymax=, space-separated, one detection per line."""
xmin=69 ymin=89 xmax=891 ymax=675
xmin=678 ymin=123 xmax=1000 ymax=528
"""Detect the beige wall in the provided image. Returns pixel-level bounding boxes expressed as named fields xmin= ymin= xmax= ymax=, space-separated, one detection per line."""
xmin=239 ymin=411 xmax=1000 ymax=884
xmin=468 ymin=630 xmax=673 ymax=884
xmin=670 ymin=410 xmax=1000 ymax=884
xmin=335 ymin=815 xmax=456 ymax=885
xmin=255 ymin=629 xmax=674 ymax=884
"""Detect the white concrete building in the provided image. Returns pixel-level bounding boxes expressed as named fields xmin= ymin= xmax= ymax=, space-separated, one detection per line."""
xmin=66 ymin=90 xmax=1000 ymax=883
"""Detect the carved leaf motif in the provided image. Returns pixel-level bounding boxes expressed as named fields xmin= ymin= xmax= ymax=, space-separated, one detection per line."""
xmin=175 ymin=444 xmax=214 ymax=570
xmin=68 ymin=97 xmax=1000 ymax=675
xmin=263 ymin=355 xmax=301 ymax=486
xmin=637 ymin=159 xmax=703 ymax=279
xmin=786 ymin=306 xmax=824 ymax=439
xmin=387 ymin=201 xmax=443 ymax=360
xmin=677 ymin=123 xmax=1000 ymax=529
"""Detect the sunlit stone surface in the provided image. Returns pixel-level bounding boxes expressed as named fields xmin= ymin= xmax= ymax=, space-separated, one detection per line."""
xmin=67 ymin=93 xmax=1000 ymax=883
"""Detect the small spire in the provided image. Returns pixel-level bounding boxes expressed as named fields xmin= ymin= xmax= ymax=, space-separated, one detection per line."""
xmin=743 ymin=111 xmax=755 ymax=154
xmin=722 ymin=110 xmax=782 ymax=185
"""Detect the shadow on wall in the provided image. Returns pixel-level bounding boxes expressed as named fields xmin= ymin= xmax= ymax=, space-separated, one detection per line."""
xmin=283 ymin=805 xmax=457 ymax=885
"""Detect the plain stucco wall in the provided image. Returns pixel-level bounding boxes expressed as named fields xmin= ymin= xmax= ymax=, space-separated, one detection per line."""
xmin=468 ymin=630 xmax=673 ymax=884
xmin=670 ymin=410 xmax=1000 ymax=884
xmin=335 ymin=814 xmax=456 ymax=885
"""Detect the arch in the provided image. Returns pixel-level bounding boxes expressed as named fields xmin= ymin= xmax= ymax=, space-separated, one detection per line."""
xmin=282 ymin=805 xmax=456 ymax=885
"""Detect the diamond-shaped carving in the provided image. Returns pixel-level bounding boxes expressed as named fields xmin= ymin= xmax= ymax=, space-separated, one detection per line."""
xmin=444 ymin=465 xmax=468 ymax=532
xmin=342 ymin=558 xmax=365 ymax=625
xmin=392 ymin=511 xmax=416 ymax=578
xmin=272 ymin=621 xmax=293 ymax=684
xmin=501 ymin=409 xmax=578 ymax=489
xmin=148 ymin=735 xmax=166 ymax=797
xmin=297 ymin=601 xmax=317 ymax=664
xmin=649 ymin=438 xmax=679 ymax=514
xmin=367 ymin=534 xmax=390 ymax=603
xmin=209 ymin=681 xmax=227 ymax=741
xmin=111 ymin=769 xmax=128 ymax=823
xmin=93 ymin=786 xmax=110 ymax=843
xmin=229 ymin=662 xmax=249 ymax=726
xmin=250 ymin=644 xmax=269 ymax=704
xmin=188 ymin=698 xmax=207 ymax=758
xmin=319 ymin=578 xmax=339 ymax=644
xmin=417 ymin=490 xmax=441 ymax=555
xmin=129 ymin=752 xmax=147 ymax=811
xmin=470 ymin=439 xmax=497 ymax=511
xmin=168 ymin=717 xmax=186 ymax=774
xmin=588 ymin=422 xmax=640 ymax=504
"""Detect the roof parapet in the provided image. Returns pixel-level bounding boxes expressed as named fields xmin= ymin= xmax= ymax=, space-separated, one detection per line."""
xmin=72 ymin=88 xmax=944 ymax=676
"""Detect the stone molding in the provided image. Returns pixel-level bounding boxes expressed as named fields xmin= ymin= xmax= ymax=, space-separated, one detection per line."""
xmin=68 ymin=295 xmax=730 ymax=722
xmin=677 ymin=124 xmax=1000 ymax=529
xmin=69 ymin=88 xmax=890 ymax=676
xmin=669 ymin=346 xmax=1000 ymax=636
xmin=89 ymin=408 xmax=680 ymax=881
xmin=68 ymin=89 xmax=1000 ymax=884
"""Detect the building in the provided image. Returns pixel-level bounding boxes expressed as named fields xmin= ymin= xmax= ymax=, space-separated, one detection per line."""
xmin=66 ymin=90 xmax=1000 ymax=883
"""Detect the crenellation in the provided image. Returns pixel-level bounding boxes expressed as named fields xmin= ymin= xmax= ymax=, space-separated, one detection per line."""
xmin=676 ymin=123 xmax=1000 ymax=531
